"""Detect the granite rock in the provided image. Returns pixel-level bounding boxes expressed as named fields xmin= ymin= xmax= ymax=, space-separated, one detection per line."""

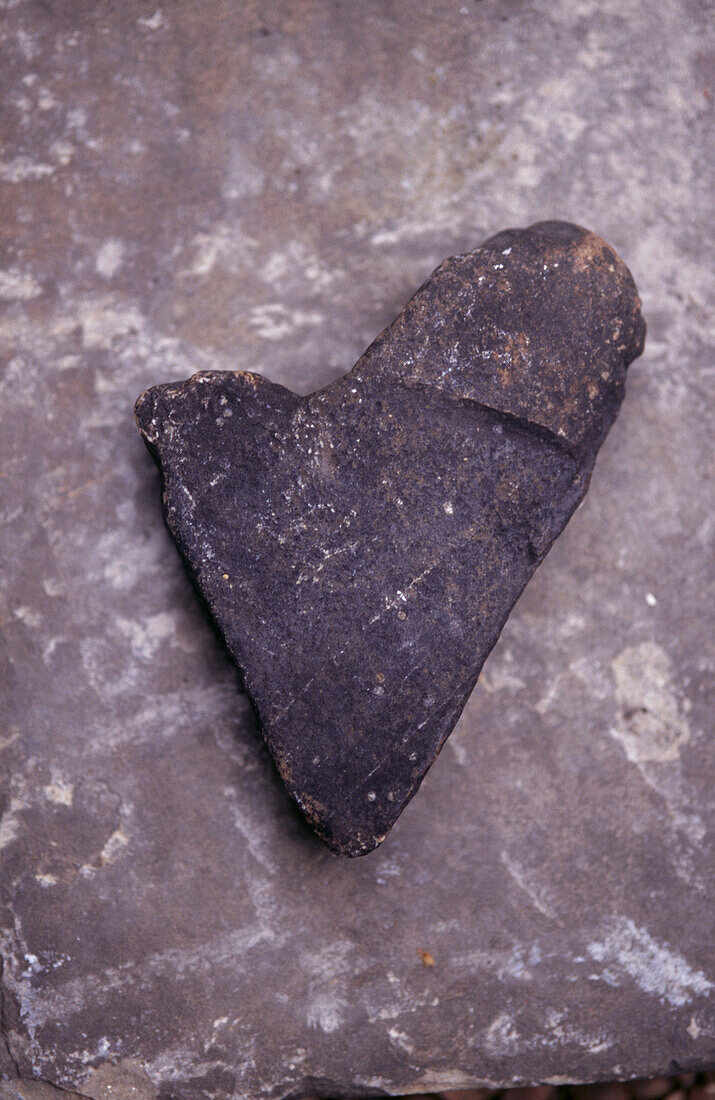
xmin=136 ymin=222 xmax=645 ymax=855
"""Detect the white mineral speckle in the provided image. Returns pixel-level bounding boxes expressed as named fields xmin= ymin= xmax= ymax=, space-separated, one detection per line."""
xmin=95 ymin=239 xmax=126 ymax=279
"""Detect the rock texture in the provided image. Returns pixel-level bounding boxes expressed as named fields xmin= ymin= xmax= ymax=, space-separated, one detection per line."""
xmin=1 ymin=0 xmax=713 ymax=1096
xmin=136 ymin=222 xmax=645 ymax=855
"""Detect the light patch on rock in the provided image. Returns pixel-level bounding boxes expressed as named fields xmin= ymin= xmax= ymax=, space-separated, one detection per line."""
xmin=79 ymin=297 xmax=147 ymax=349
xmin=117 ymin=612 xmax=179 ymax=659
xmin=82 ymin=1056 xmax=159 ymax=1100
xmin=222 ymin=147 xmax=267 ymax=201
xmin=0 ymin=267 xmax=42 ymax=300
xmin=405 ymin=1070 xmax=492 ymax=1093
xmin=261 ymin=250 xmax=291 ymax=283
xmin=387 ymin=1027 xmax=414 ymax=1053
xmin=95 ymin=524 xmax=166 ymax=592
xmin=13 ymin=604 xmax=41 ymax=627
xmin=260 ymin=241 xmax=340 ymax=291
xmin=536 ymin=1007 xmax=613 ymax=1055
xmin=303 ymin=940 xmax=353 ymax=1034
xmin=103 ymin=553 xmax=138 ymax=590
xmin=80 ymin=827 xmax=129 ymax=876
xmin=587 ymin=917 xmax=713 ymax=1007
xmin=610 ymin=642 xmax=704 ymax=852
xmin=23 ymin=952 xmax=42 ymax=975
xmin=67 ymin=106 xmax=88 ymax=130
xmin=138 ymin=8 xmax=164 ymax=30
xmin=477 ymin=650 xmax=525 ymax=695
xmin=452 ymin=942 xmax=542 ymax=983
xmin=370 ymin=226 xmax=404 ymax=247
xmin=100 ymin=827 xmax=129 ymax=861
xmin=0 ymin=156 xmax=55 ymax=182
xmin=95 ymin=238 xmax=126 ymax=279
xmin=611 ymin=641 xmax=691 ymax=762
xmin=43 ymin=774 xmax=74 ymax=806
xmin=485 ymin=1010 xmax=520 ymax=1053
xmin=25 ymin=914 xmax=283 ymax=1032
xmin=16 ymin=27 xmax=39 ymax=60
xmin=37 ymin=85 xmax=57 ymax=110
xmin=449 ymin=737 xmax=467 ymax=766
xmin=306 ymin=990 xmax=345 ymax=1033
xmin=184 ymin=226 xmax=235 ymax=277
xmin=0 ymin=792 xmax=29 ymax=850
xmin=249 ymin=303 xmax=324 ymax=340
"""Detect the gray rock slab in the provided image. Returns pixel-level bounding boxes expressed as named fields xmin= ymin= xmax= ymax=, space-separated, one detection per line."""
xmin=0 ymin=1 xmax=712 ymax=1096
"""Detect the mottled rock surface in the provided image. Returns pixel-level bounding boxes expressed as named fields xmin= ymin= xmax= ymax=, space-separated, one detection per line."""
xmin=136 ymin=222 xmax=645 ymax=855
xmin=1 ymin=0 xmax=713 ymax=1096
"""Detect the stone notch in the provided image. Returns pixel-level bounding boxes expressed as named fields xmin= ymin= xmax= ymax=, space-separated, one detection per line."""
xmin=135 ymin=221 xmax=645 ymax=857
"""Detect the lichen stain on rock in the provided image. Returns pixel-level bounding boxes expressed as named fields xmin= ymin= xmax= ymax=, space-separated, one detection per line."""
xmin=80 ymin=1057 xmax=159 ymax=1100
xmin=610 ymin=641 xmax=691 ymax=764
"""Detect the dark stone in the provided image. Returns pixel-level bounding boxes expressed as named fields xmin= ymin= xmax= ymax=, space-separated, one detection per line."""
xmin=135 ymin=221 xmax=645 ymax=857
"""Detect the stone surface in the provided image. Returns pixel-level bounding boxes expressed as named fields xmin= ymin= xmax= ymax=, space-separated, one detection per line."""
xmin=0 ymin=0 xmax=713 ymax=1096
xmin=135 ymin=223 xmax=645 ymax=856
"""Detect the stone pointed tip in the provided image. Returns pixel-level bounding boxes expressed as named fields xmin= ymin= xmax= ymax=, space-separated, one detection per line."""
xmin=318 ymin=823 xmax=388 ymax=860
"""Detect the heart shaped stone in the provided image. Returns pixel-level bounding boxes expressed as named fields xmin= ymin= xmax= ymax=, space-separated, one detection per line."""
xmin=135 ymin=221 xmax=645 ymax=856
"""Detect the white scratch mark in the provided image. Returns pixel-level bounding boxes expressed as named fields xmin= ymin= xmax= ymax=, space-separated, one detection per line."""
xmin=587 ymin=917 xmax=713 ymax=1007
xmin=501 ymin=852 xmax=557 ymax=920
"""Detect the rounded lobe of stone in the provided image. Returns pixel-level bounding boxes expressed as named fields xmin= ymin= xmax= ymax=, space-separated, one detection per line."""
xmin=135 ymin=221 xmax=645 ymax=857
